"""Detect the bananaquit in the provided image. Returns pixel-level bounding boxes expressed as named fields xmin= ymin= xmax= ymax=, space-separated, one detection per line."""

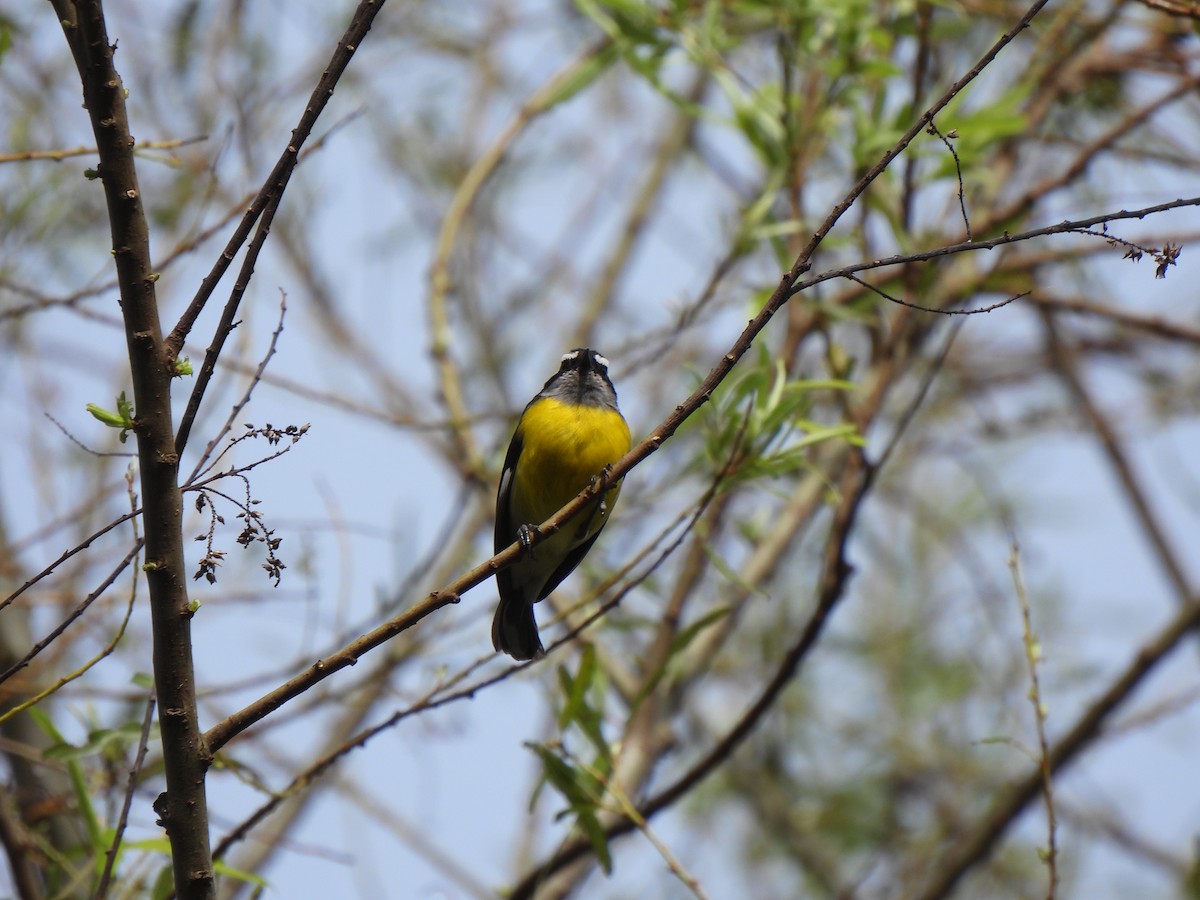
xmin=493 ymin=349 xmax=632 ymax=660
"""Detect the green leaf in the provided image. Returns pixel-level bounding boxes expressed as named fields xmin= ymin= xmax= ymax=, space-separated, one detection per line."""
xmin=86 ymin=390 xmax=134 ymax=442
xmin=576 ymin=0 xmax=665 ymax=45
xmin=541 ymin=44 xmax=620 ymax=108
xmin=214 ymin=859 xmax=269 ymax=888
xmin=0 ymin=20 xmax=12 ymax=64
xmin=577 ymin=806 xmax=613 ymax=874
xmin=86 ymin=405 xmax=127 ymax=429
xmin=528 ymin=743 xmax=602 ymax=810
xmin=131 ymin=672 xmax=155 ymax=690
xmin=789 ymin=422 xmax=863 ymax=451
xmin=27 ymin=708 xmax=106 ymax=860
xmin=701 ymin=541 xmax=769 ymax=597
xmin=528 ymin=742 xmax=613 ymax=874
xmin=122 ymin=837 xmax=172 ymax=854
xmin=669 ymin=606 xmax=729 ymax=657
xmin=702 ymin=344 xmax=860 ymax=483
xmin=150 ymin=863 xmax=174 ymax=900
xmin=557 ymin=646 xmax=610 ymax=763
xmin=41 ymin=721 xmax=148 ymax=762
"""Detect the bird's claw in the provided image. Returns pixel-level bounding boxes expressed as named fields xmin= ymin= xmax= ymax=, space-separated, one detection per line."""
xmin=518 ymin=524 xmax=539 ymax=553
xmin=590 ymin=464 xmax=615 ymax=493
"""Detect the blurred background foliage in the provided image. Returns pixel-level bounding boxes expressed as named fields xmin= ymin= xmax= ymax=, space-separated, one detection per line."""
xmin=2 ymin=0 xmax=1199 ymax=897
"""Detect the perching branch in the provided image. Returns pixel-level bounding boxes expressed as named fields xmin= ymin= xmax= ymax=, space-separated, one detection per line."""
xmin=204 ymin=0 xmax=1189 ymax=773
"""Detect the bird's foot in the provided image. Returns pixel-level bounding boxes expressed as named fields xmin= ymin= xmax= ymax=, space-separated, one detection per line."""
xmin=518 ymin=523 xmax=540 ymax=557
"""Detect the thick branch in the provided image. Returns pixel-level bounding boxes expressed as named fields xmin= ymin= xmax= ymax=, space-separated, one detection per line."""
xmin=56 ymin=2 xmax=213 ymax=896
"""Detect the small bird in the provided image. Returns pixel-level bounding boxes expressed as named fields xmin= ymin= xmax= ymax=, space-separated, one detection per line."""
xmin=493 ymin=349 xmax=632 ymax=660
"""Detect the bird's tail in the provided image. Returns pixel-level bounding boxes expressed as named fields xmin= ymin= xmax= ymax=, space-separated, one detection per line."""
xmin=492 ymin=596 xmax=545 ymax=661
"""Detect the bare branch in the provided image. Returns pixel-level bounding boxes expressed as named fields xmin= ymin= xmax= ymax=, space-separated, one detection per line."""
xmin=94 ymin=692 xmax=156 ymax=899
xmin=54 ymin=0 xmax=213 ymax=893
xmin=169 ymin=0 xmax=389 ymax=455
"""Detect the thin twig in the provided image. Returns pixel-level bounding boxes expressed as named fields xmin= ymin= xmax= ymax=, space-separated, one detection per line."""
xmin=169 ymin=1 xmax=388 ymax=457
xmin=0 ymin=135 xmax=206 ymax=165
xmin=1008 ymin=538 xmax=1058 ymax=899
xmin=0 ymin=541 xmax=143 ymax=690
xmin=44 ymin=413 xmax=137 ymax=459
xmin=844 ymin=273 xmax=1025 ymax=316
xmin=794 ymin=196 xmax=1200 ymax=301
xmin=925 ymin=120 xmax=972 ymax=240
xmin=185 ymin=292 xmax=289 ymax=484
xmin=94 ymin=692 xmax=156 ymax=899
xmin=0 ymin=511 xmax=141 ymax=614
xmin=913 ymin=596 xmax=1200 ymax=900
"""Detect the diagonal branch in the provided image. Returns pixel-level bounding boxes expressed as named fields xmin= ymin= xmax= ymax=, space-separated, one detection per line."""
xmin=170 ymin=0 xmax=389 ymax=457
xmin=791 ymin=0 xmax=1051 ymax=274
xmin=181 ymin=191 xmax=1199 ymax=760
xmin=913 ymin=596 xmax=1200 ymax=900
xmin=508 ymin=452 xmax=875 ymax=899
xmin=203 ymin=0 xmax=1079 ymax=763
xmin=1039 ymin=308 xmax=1193 ymax=603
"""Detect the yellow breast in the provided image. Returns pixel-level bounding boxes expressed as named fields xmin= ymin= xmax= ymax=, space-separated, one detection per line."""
xmin=511 ymin=398 xmax=632 ymax=527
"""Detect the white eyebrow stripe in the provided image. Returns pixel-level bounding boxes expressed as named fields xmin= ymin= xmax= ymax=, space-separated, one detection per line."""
xmin=561 ymin=350 xmax=582 ymax=363
xmin=593 ymin=353 xmax=609 ymax=369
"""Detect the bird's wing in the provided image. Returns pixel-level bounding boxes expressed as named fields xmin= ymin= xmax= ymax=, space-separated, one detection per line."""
xmin=494 ymin=425 xmax=525 ymax=602
xmin=536 ymin=502 xmax=606 ymax=602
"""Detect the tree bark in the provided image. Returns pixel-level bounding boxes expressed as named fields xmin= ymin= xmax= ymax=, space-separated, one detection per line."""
xmin=53 ymin=2 xmax=215 ymax=896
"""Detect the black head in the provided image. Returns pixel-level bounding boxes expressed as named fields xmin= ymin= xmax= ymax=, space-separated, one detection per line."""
xmin=538 ymin=348 xmax=619 ymax=410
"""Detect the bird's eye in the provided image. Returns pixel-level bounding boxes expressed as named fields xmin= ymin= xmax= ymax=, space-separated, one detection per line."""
xmin=592 ymin=353 xmax=609 ymax=370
